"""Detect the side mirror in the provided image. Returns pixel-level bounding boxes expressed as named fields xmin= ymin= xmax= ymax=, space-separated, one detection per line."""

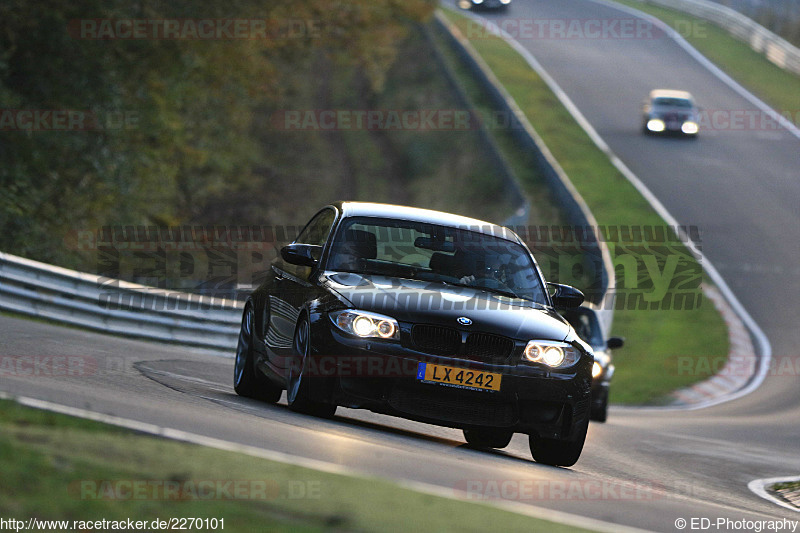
xmin=547 ymin=283 xmax=585 ymax=309
xmin=281 ymin=243 xmax=320 ymax=267
xmin=607 ymin=336 xmax=625 ymax=350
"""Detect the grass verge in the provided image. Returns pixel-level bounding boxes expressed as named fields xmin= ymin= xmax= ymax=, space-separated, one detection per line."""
xmin=612 ymin=0 xmax=800 ymax=114
xmin=0 ymin=399 xmax=592 ymax=533
xmin=437 ymin=9 xmax=729 ymax=404
xmin=771 ymin=481 xmax=800 ymax=492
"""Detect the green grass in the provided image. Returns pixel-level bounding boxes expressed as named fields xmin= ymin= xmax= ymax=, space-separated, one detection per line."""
xmin=0 ymin=399 xmax=593 ymax=533
xmin=771 ymin=481 xmax=800 ymax=491
xmin=613 ymin=0 xmax=800 ymax=113
xmin=438 ymin=9 xmax=730 ymax=404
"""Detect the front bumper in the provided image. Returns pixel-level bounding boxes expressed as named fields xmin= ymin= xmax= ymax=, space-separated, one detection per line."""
xmin=646 ymin=115 xmax=698 ymax=135
xmin=309 ymin=323 xmax=592 ymax=441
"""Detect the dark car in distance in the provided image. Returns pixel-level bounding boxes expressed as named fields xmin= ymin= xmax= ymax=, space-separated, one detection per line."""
xmin=560 ymin=305 xmax=624 ymax=423
xmin=642 ymin=89 xmax=700 ymax=137
xmin=234 ymin=202 xmax=594 ymax=466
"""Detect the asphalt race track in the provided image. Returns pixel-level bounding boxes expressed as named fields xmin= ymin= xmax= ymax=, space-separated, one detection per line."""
xmin=2 ymin=1 xmax=800 ymax=531
xmin=1 ymin=314 xmax=798 ymax=532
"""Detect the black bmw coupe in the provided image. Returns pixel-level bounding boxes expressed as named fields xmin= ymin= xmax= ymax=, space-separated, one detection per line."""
xmin=234 ymin=202 xmax=594 ymax=466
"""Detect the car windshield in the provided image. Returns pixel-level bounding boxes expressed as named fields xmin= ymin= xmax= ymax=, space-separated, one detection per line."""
xmin=326 ymin=217 xmax=548 ymax=304
xmin=653 ymin=97 xmax=693 ymax=108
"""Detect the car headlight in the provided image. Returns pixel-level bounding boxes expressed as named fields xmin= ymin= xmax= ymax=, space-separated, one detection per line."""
xmin=329 ymin=310 xmax=400 ymax=340
xmin=523 ymin=341 xmax=581 ymax=368
xmin=681 ymin=121 xmax=698 ymax=134
xmin=592 ymin=361 xmax=603 ymax=379
xmin=647 ymin=118 xmax=665 ymax=132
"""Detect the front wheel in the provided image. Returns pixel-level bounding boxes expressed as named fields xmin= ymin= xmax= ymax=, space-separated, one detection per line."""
xmin=287 ymin=317 xmax=337 ymax=418
xmin=529 ymin=415 xmax=589 ymax=467
xmin=234 ymin=305 xmax=281 ymax=403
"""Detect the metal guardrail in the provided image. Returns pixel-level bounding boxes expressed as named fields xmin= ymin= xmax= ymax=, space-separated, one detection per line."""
xmin=0 ymin=251 xmax=242 ymax=353
xmin=433 ymin=12 xmax=616 ymax=322
xmin=639 ymin=0 xmax=800 ymax=76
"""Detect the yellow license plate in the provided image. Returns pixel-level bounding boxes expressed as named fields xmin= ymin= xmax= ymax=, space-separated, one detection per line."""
xmin=416 ymin=362 xmax=501 ymax=392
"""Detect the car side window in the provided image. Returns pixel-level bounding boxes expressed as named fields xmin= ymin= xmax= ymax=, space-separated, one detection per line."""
xmin=296 ymin=208 xmax=336 ymax=257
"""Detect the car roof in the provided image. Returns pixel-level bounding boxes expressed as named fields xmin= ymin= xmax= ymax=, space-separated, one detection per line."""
xmin=649 ymin=89 xmax=694 ymax=101
xmin=332 ymin=201 xmax=522 ymax=243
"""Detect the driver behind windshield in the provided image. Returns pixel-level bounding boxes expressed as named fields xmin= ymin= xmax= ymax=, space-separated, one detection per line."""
xmin=457 ymin=251 xmax=507 ymax=287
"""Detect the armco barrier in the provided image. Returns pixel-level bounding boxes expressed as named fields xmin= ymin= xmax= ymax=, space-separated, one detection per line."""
xmin=638 ymin=0 xmax=800 ymax=76
xmin=0 ymin=251 xmax=242 ymax=353
xmin=433 ymin=12 xmax=615 ymax=323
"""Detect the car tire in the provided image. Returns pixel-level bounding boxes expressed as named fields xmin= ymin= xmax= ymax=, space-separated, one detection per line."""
xmin=463 ymin=428 xmax=514 ymax=449
xmin=590 ymin=389 xmax=608 ymax=423
xmin=234 ymin=305 xmax=282 ymax=403
xmin=287 ymin=317 xmax=337 ymax=418
xmin=529 ymin=415 xmax=589 ymax=467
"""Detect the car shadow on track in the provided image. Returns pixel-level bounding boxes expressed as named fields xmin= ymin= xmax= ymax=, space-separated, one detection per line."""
xmin=137 ymin=359 xmax=577 ymax=469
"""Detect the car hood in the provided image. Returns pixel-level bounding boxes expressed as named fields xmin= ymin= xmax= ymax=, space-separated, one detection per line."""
xmin=323 ymin=272 xmax=570 ymax=342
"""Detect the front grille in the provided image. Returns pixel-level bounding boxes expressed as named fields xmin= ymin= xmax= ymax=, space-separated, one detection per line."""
xmin=408 ymin=325 xmax=515 ymax=363
xmin=388 ymin=385 xmax=516 ymax=426
xmin=410 ymin=325 xmax=460 ymax=355
xmin=464 ymin=333 xmax=514 ymax=362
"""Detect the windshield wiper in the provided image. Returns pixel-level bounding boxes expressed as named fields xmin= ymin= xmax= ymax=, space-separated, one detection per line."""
xmin=477 ymin=286 xmax=529 ymax=301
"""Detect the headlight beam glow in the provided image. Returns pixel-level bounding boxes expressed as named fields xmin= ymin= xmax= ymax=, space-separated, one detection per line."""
xmin=523 ymin=341 xmax=580 ymax=368
xmin=681 ymin=121 xmax=699 ymax=134
xmin=330 ymin=310 xmax=400 ymax=340
xmin=647 ymin=119 xmax=665 ymax=132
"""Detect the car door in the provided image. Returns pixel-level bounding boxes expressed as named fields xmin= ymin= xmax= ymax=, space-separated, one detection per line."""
xmin=264 ymin=207 xmax=337 ymax=374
